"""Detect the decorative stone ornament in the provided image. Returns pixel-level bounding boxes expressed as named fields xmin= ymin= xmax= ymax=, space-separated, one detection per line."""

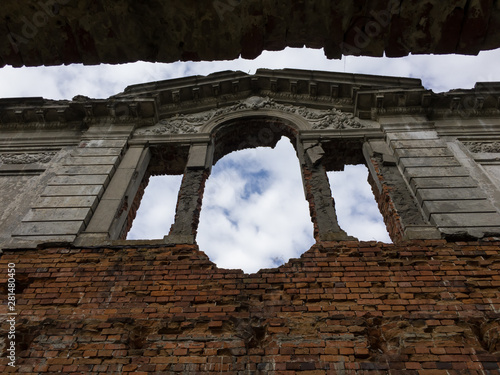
xmin=464 ymin=141 xmax=500 ymax=153
xmin=0 ymin=151 xmax=57 ymax=164
xmin=137 ymin=96 xmax=363 ymax=135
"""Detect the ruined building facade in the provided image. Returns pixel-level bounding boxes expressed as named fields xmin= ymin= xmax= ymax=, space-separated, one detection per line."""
xmin=1 ymin=69 xmax=500 ymax=373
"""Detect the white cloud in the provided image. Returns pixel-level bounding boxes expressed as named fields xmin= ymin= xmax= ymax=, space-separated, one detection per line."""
xmin=3 ymin=48 xmax=500 ymax=100
xmin=127 ymin=175 xmax=183 ymax=240
xmin=197 ymin=138 xmax=315 ymax=273
xmin=327 ymin=166 xmax=391 ymax=243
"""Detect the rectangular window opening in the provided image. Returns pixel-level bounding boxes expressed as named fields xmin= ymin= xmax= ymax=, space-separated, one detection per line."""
xmin=321 ymin=140 xmax=392 ymax=243
xmin=327 ymin=165 xmax=392 ymax=243
xmin=123 ymin=144 xmax=189 ymax=240
xmin=126 ymin=174 xmax=183 ymax=240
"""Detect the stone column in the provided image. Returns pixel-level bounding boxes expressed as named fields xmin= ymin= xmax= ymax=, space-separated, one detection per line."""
xmin=298 ymin=139 xmax=351 ymax=241
xmin=167 ymin=142 xmax=214 ymax=244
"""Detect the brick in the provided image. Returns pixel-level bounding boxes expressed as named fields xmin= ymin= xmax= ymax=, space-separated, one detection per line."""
xmin=3 ymin=241 xmax=500 ymax=373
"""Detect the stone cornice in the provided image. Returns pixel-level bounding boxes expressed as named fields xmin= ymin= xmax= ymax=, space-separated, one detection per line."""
xmin=2 ymin=70 xmax=500 ymax=132
xmin=0 ymin=98 xmax=157 ymax=129
xmin=117 ymin=69 xmax=423 ymax=117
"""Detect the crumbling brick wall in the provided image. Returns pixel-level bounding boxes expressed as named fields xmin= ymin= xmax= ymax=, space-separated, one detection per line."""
xmin=1 ymin=240 xmax=499 ymax=374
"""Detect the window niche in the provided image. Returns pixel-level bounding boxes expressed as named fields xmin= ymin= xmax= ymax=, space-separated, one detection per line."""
xmin=327 ymin=165 xmax=392 ymax=243
xmin=320 ymin=139 xmax=392 ymax=243
xmin=122 ymin=144 xmax=189 ymax=240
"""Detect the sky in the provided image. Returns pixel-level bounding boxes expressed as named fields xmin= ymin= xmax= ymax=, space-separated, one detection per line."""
xmin=2 ymin=47 xmax=500 ymax=272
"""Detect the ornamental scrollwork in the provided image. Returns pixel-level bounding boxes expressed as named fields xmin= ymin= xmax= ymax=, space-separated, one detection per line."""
xmin=0 ymin=151 xmax=57 ymax=164
xmin=463 ymin=141 xmax=500 ymax=153
xmin=136 ymin=96 xmax=362 ymax=135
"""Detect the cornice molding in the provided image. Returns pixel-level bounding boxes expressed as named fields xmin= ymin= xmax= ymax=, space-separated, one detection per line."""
xmin=2 ymin=70 xmax=500 ymax=132
xmin=0 ymin=98 xmax=157 ymax=128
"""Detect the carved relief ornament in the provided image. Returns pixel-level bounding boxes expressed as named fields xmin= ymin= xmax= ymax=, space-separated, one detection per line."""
xmin=463 ymin=141 xmax=500 ymax=153
xmin=0 ymin=151 xmax=57 ymax=164
xmin=136 ymin=96 xmax=362 ymax=135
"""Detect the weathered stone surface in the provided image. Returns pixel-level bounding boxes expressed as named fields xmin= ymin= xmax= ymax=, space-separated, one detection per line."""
xmin=58 ymin=165 xmax=115 ymax=175
xmin=403 ymin=225 xmax=441 ymax=239
xmin=439 ymin=226 xmax=500 ymax=238
xmin=186 ymin=144 xmax=212 ymax=170
xmin=483 ymin=165 xmax=500 ymax=189
xmin=83 ymin=146 xmax=149 ymax=239
xmin=399 ymin=156 xmax=460 ymax=169
xmin=33 ymin=196 xmax=98 ymax=209
xmin=406 ymin=166 xmax=470 ymax=179
xmin=410 ymin=176 xmax=478 ymax=190
xmin=423 ymin=199 xmax=497 ymax=220
xmin=169 ymin=169 xmax=209 ymax=238
xmin=0 ymin=151 xmax=57 ymax=164
xmin=417 ymin=188 xmax=487 ymax=202
xmin=431 ymin=212 xmax=500 ymax=228
xmin=366 ymin=154 xmax=428 ymax=242
xmin=78 ymin=140 xmax=127 ymax=148
xmin=62 ymin=156 xmax=119 ymax=166
xmin=94 ymin=168 xmax=135 ymax=200
xmin=387 ymin=131 xmax=439 ymax=141
xmin=41 ymin=185 xmax=104 ymax=197
xmin=12 ymin=221 xmax=84 ymax=236
xmin=396 ymin=148 xmax=453 ymax=158
xmin=463 ymin=141 xmax=500 ymax=153
xmin=84 ymin=199 xmax=122 ymax=235
xmin=7 ymin=235 xmax=76 ymax=244
xmin=23 ymin=208 xmax=93 ymax=223
xmin=71 ymin=148 xmax=123 ymax=157
xmin=2 ymin=1 xmax=500 ymax=67
xmin=0 ymin=174 xmax=46 ymax=244
xmin=391 ymin=139 xmax=446 ymax=149
xmin=48 ymin=175 xmax=110 ymax=186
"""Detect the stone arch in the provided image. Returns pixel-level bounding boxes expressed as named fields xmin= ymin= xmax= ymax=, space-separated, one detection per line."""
xmin=167 ymin=110 xmax=352 ymax=244
xmin=168 ymin=113 xmax=307 ymax=243
xmin=209 ymin=114 xmax=302 ymax=164
xmin=197 ymin=117 xmax=315 ymax=270
xmin=199 ymin=106 xmax=313 ymax=135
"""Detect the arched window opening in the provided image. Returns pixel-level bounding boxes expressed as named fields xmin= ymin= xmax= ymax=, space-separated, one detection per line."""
xmin=197 ymin=137 xmax=315 ymax=273
xmin=212 ymin=116 xmax=298 ymax=164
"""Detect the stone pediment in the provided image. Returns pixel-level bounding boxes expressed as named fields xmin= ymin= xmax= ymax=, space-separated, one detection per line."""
xmin=135 ymin=96 xmax=363 ymax=135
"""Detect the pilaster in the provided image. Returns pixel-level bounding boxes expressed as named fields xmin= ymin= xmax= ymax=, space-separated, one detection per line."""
xmin=167 ymin=142 xmax=214 ymax=244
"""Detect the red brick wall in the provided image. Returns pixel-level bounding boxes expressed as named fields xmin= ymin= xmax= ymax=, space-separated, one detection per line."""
xmin=1 ymin=241 xmax=500 ymax=374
